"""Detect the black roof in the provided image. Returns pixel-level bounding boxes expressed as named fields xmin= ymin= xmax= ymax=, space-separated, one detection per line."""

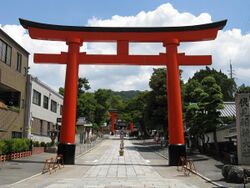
xmin=19 ymin=18 xmax=227 ymax=33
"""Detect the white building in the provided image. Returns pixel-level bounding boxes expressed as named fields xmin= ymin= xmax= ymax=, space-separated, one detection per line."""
xmin=205 ymin=102 xmax=236 ymax=143
xmin=24 ymin=75 xmax=63 ymax=142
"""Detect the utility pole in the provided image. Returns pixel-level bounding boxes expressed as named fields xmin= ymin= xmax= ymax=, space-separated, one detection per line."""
xmin=228 ymin=60 xmax=235 ymax=79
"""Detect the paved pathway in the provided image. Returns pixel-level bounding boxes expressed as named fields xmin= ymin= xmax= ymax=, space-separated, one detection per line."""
xmin=0 ymin=138 xmax=102 ymax=186
xmin=2 ymin=138 xmax=216 ymax=188
xmin=155 ymin=141 xmax=250 ymax=188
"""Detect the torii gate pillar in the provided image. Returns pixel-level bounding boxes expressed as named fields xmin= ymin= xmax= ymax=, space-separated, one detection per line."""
xmin=165 ymin=40 xmax=185 ymax=164
xmin=109 ymin=109 xmax=119 ymax=135
xmin=130 ymin=122 xmax=134 ymax=135
xmin=57 ymin=40 xmax=81 ymax=164
xmin=110 ymin=112 xmax=115 ymax=135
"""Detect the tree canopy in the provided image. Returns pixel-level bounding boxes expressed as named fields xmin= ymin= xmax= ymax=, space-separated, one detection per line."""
xmin=58 ymin=66 xmax=249 ymax=141
xmin=190 ymin=66 xmax=236 ymax=101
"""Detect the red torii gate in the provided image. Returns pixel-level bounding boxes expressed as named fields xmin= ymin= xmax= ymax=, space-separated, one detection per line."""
xmin=20 ymin=18 xmax=226 ymax=165
xmin=129 ymin=122 xmax=135 ymax=135
xmin=109 ymin=109 xmax=119 ymax=135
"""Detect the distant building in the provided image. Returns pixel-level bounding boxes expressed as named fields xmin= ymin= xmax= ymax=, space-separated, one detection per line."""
xmin=25 ymin=75 xmax=63 ymax=142
xmin=205 ymin=102 xmax=237 ymax=144
xmin=0 ymin=28 xmax=29 ymax=139
xmin=219 ymin=102 xmax=236 ymax=118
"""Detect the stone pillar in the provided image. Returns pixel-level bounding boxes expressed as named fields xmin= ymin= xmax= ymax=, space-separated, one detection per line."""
xmin=236 ymin=93 xmax=250 ymax=164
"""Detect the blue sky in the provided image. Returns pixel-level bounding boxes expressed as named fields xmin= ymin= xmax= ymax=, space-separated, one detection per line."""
xmin=1 ymin=1 xmax=250 ymax=91
xmin=2 ymin=0 xmax=250 ymax=33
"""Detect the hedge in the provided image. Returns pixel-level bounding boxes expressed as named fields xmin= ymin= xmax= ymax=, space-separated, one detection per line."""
xmin=0 ymin=138 xmax=31 ymax=154
xmin=0 ymin=141 xmax=8 ymax=155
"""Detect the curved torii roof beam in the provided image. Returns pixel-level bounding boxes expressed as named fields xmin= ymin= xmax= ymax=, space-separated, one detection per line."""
xmin=19 ymin=19 xmax=226 ymax=67
xmin=20 ymin=18 xmax=226 ymax=42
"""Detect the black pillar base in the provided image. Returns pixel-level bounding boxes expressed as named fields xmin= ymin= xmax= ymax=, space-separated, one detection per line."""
xmin=57 ymin=143 xmax=76 ymax=165
xmin=168 ymin=144 xmax=186 ymax=166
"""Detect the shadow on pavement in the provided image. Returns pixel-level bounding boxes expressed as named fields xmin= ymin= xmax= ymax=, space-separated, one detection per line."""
xmin=9 ymin=160 xmax=45 ymax=164
xmin=125 ymin=145 xmax=161 ymax=152
xmin=215 ymin=164 xmax=224 ymax=170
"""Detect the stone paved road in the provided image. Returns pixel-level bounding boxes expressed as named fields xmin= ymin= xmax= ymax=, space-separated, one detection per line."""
xmin=2 ymin=137 xmax=216 ymax=188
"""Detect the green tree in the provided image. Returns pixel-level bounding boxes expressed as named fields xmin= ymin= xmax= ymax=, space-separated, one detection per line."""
xmin=59 ymin=77 xmax=90 ymax=96
xmin=121 ymin=92 xmax=148 ymax=133
xmin=185 ymin=76 xmax=223 ymax=155
xmin=144 ymin=68 xmax=168 ymax=135
xmin=201 ymin=76 xmax=223 ymax=155
xmin=94 ymin=89 xmax=111 ymax=127
xmin=237 ymin=84 xmax=250 ymax=93
xmin=109 ymin=95 xmax=125 ymax=111
xmin=77 ymin=92 xmax=97 ymax=123
xmin=184 ymin=79 xmax=202 ymax=103
xmin=78 ymin=77 xmax=90 ymax=96
xmin=191 ymin=67 xmax=237 ymax=101
xmin=76 ymin=77 xmax=91 ymax=119
xmin=111 ymin=90 xmax=142 ymax=102
xmin=59 ymin=87 xmax=64 ymax=96
xmin=185 ymin=87 xmax=208 ymax=148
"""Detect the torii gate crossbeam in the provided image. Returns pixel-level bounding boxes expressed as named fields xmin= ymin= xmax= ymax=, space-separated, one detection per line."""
xmin=20 ymin=18 xmax=226 ymax=165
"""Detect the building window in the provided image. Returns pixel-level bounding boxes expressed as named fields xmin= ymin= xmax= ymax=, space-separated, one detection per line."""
xmin=12 ymin=131 xmax=22 ymax=138
xmin=60 ymin=105 xmax=63 ymax=115
xmin=50 ymin=100 xmax=57 ymax=113
xmin=40 ymin=120 xmax=43 ymax=135
xmin=16 ymin=52 xmax=22 ymax=72
xmin=6 ymin=46 xmax=12 ymax=65
xmin=0 ymin=40 xmax=12 ymax=65
xmin=47 ymin=122 xmax=50 ymax=136
xmin=0 ymin=40 xmax=6 ymax=62
xmin=43 ymin=95 xmax=49 ymax=109
xmin=32 ymin=89 xmax=41 ymax=106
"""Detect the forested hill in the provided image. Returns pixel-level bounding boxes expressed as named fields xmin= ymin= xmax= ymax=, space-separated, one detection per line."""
xmin=111 ymin=90 xmax=144 ymax=101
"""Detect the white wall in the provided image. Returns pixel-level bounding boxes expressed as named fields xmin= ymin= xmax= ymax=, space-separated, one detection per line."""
xmin=199 ymin=126 xmax=236 ymax=144
xmin=31 ymin=134 xmax=54 ymax=143
xmin=25 ymin=76 xmax=64 ymax=140
xmin=205 ymin=129 xmax=230 ymax=143
xmin=30 ymin=77 xmax=63 ymax=124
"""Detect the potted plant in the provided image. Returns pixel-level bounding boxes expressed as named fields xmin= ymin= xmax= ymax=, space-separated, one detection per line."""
xmin=119 ymin=148 xmax=124 ymax=156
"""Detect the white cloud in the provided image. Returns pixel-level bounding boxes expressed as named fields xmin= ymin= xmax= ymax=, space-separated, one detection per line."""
xmin=88 ymin=3 xmax=212 ymax=27
xmin=1 ymin=3 xmax=249 ymax=92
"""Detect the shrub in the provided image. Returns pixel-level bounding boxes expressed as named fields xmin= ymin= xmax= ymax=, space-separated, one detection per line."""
xmin=0 ymin=138 xmax=31 ymax=154
xmin=9 ymin=138 xmax=29 ymax=152
xmin=20 ymin=138 xmax=29 ymax=151
xmin=0 ymin=141 xmax=8 ymax=155
xmin=46 ymin=141 xmax=55 ymax=147
xmin=33 ymin=141 xmax=40 ymax=147
xmin=40 ymin=142 xmax=46 ymax=147
xmin=8 ymin=139 xmax=18 ymax=153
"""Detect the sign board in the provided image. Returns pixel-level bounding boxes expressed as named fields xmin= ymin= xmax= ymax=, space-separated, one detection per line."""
xmin=236 ymin=93 xmax=250 ymax=164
